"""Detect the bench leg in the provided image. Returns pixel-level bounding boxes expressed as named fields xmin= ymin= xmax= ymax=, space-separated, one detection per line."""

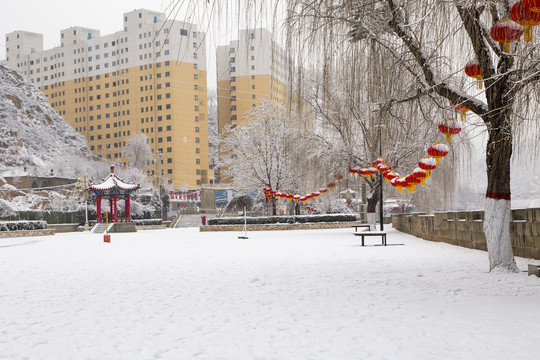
xmin=361 ymin=236 xmax=365 ymax=246
xmin=383 ymin=235 xmax=386 ymax=246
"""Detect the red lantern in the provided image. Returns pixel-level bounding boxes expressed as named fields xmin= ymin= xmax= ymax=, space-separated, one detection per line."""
xmin=490 ymin=18 xmax=524 ymax=52
xmin=529 ymin=0 xmax=540 ymax=13
xmin=413 ymin=167 xmax=428 ymax=187
xmin=327 ymin=182 xmax=336 ymax=191
xmin=334 ymin=174 xmax=343 ymax=183
xmin=418 ymin=156 xmax=437 ymax=177
xmin=438 ymin=119 xmax=462 ymax=144
xmin=465 ymin=60 xmax=482 ymax=89
xmin=300 ymin=196 xmax=307 ymax=204
xmin=286 ymin=193 xmax=294 ymax=202
xmin=313 ymin=191 xmax=321 ymax=199
xmin=450 ymin=101 xmax=470 ymax=121
xmin=306 ymin=193 xmax=314 ymax=202
xmin=384 ymin=171 xmax=399 ymax=184
xmin=365 ymin=167 xmax=378 ymax=179
xmin=405 ymin=174 xmax=421 ymax=193
xmin=377 ymin=163 xmax=391 ymax=173
xmin=394 ymin=177 xmax=408 ymax=193
xmin=319 ymin=188 xmax=328 ymax=196
xmin=511 ymin=0 xmax=540 ymax=42
xmin=427 ymin=143 xmax=450 ymax=165
xmin=372 ymin=158 xmax=387 ymax=168
xmin=349 ymin=166 xmax=360 ymax=177
xmin=293 ymin=194 xmax=301 ymax=203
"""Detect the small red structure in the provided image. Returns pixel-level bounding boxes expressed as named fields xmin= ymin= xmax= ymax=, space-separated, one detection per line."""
xmin=88 ymin=165 xmax=140 ymax=223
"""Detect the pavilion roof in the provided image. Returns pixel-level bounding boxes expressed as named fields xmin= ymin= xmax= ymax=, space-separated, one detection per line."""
xmin=87 ymin=165 xmax=140 ymax=192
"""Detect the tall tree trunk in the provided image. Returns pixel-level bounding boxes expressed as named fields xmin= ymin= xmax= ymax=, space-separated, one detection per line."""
xmin=483 ymin=114 xmax=518 ymax=272
xmin=366 ymin=183 xmax=379 ymax=230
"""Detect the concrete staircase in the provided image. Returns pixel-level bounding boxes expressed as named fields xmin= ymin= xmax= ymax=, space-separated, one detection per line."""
xmin=174 ymin=214 xmax=216 ymax=228
xmin=91 ymin=223 xmax=108 ymax=234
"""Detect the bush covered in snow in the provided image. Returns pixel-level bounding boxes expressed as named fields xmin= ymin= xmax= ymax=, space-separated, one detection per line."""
xmin=207 ymin=213 xmax=358 ymax=226
xmin=0 ymin=220 xmax=48 ymax=231
xmin=132 ymin=219 xmax=162 ymax=226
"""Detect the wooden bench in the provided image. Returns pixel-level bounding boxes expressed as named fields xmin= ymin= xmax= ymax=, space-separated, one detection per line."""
xmin=351 ymin=224 xmax=371 ymax=232
xmin=353 ymin=231 xmax=387 ymax=246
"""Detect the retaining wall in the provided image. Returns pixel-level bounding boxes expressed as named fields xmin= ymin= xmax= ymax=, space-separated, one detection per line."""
xmin=392 ymin=208 xmax=540 ymax=260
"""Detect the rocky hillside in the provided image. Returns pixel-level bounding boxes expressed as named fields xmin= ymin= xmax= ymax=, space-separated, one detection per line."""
xmin=0 ymin=64 xmax=90 ymax=176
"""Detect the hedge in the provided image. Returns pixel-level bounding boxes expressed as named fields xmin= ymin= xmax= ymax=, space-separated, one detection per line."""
xmin=132 ymin=219 xmax=162 ymax=226
xmin=207 ymin=214 xmax=359 ymax=226
xmin=0 ymin=221 xmax=48 ymax=231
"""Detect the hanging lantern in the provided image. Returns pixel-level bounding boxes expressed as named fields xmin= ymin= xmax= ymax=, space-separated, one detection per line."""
xmin=418 ymin=156 xmax=437 ymax=177
xmin=319 ymin=188 xmax=328 ymax=196
xmin=427 ymin=143 xmax=450 ymax=165
xmin=334 ymin=174 xmax=344 ymax=183
xmin=490 ymin=18 xmax=524 ymax=52
xmin=372 ymin=157 xmax=387 ymax=168
xmin=275 ymin=191 xmax=282 ymax=200
xmin=312 ymin=191 xmax=321 ymax=199
xmin=270 ymin=189 xmax=277 ymax=199
xmin=394 ymin=177 xmax=408 ymax=193
xmin=300 ymin=196 xmax=307 ymax=204
xmin=377 ymin=163 xmax=391 ymax=173
xmin=293 ymin=194 xmax=301 ymax=203
xmin=349 ymin=166 xmax=360 ymax=177
xmin=365 ymin=167 xmax=378 ymax=179
xmin=384 ymin=171 xmax=399 ymax=184
xmin=327 ymin=182 xmax=336 ymax=191
xmin=405 ymin=174 xmax=421 ymax=193
xmin=465 ymin=60 xmax=483 ymax=89
xmin=529 ymin=0 xmax=540 ymax=13
xmin=413 ymin=167 xmax=428 ymax=187
xmin=286 ymin=193 xmax=294 ymax=202
xmin=450 ymin=101 xmax=470 ymax=121
xmin=306 ymin=193 xmax=314 ymax=202
xmin=511 ymin=0 xmax=540 ymax=42
xmin=358 ymin=168 xmax=368 ymax=179
xmin=438 ymin=119 xmax=462 ymax=144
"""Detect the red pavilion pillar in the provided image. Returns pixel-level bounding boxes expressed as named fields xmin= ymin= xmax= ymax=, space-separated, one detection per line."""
xmin=126 ymin=193 xmax=131 ymax=221
xmin=113 ymin=193 xmax=118 ymax=223
xmin=97 ymin=194 xmax=102 ymax=223
xmin=109 ymin=197 xmax=113 ymax=219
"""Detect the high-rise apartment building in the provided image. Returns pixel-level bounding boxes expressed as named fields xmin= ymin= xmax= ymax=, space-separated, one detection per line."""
xmin=216 ymin=28 xmax=291 ymax=135
xmin=3 ymin=9 xmax=214 ymax=188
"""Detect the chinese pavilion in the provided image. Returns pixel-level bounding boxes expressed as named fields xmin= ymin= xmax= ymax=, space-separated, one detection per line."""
xmin=87 ymin=165 xmax=140 ymax=223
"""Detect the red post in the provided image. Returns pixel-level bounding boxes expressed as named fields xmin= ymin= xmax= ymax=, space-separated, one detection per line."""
xmin=97 ymin=194 xmax=102 ymax=223
xmin=109 ymin=198 xmax=113 ymax=220
xmin=126 ymin=194 xmax=131 ymax=221
xmin=113 ymin=193 xmax=118 ymax=223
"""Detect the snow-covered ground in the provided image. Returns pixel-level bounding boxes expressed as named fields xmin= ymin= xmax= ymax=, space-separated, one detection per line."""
xmin=1 ymin=226 xmax=539 ymax=360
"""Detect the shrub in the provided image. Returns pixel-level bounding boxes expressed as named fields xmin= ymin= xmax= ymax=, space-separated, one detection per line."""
xmin=132 ymin=219 xmax=162 ymax=226
xmin=0 ymin=221 xmax=48 ymax=231
xmin=207 ymin=213 xmax=358 ymax=226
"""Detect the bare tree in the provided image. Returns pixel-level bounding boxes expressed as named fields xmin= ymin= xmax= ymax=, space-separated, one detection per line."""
xmin=220 ymin=99 xmax=298 ymax=214
xmin=123 ymin=133 xmax=153 ymax=171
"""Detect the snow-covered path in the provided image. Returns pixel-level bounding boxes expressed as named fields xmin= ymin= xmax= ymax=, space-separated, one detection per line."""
xmin=1 ymin=227 xmax=539 ymax=360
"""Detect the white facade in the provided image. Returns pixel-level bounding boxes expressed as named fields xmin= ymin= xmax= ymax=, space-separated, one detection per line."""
xmin=3 ymin=9 xmax=206 ymax=86
xmin=216 ymin=28 xmax=288 ymax=82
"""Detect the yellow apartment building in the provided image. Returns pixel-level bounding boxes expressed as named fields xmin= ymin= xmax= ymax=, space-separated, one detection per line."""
xmin=3 ymin=9 xmax=213 ymax=189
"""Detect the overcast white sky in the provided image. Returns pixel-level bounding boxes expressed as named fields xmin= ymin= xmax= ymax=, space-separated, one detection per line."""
xmin=0 ymin=0 xmax=263 ymax=89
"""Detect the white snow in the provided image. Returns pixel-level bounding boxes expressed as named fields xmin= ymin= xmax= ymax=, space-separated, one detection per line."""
xmin=1 ymin=226 xmax=539 ymax=359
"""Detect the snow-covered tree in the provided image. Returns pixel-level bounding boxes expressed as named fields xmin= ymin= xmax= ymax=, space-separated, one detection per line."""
xmin=123 ymin=133 xmax=153 ymax=171
xmin=220 ymin=99 xmax=298 ymax=214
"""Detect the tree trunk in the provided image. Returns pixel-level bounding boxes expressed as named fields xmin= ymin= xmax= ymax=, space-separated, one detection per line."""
xmin=483 ymin=115 xmax=518 ymax=272
xmin=366 ymin=187 xmax=379 ymax=230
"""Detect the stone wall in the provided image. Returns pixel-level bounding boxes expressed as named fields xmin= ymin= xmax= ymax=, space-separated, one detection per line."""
xmin=0 ymin=229 xmax=55 ymax=238
xmin=200 ymin=221 xmax=364 ymax=232
xmin=392 ymin=208 xmax=540 ymax=260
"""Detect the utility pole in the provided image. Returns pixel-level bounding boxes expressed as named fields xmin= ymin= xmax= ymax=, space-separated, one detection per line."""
xmin=76 ymin=174 xmax=92 ymax=230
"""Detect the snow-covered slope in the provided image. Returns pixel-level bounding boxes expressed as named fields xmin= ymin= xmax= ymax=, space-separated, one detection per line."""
xmin=0 ymin=64 xmax=90 ymax=176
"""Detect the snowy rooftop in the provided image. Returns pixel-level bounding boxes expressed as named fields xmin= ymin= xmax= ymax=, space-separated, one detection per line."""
xmin=88 ymin=165 xmax=140 ymax=192
xmin=1 ymin=226 xmax=539 ymax=359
